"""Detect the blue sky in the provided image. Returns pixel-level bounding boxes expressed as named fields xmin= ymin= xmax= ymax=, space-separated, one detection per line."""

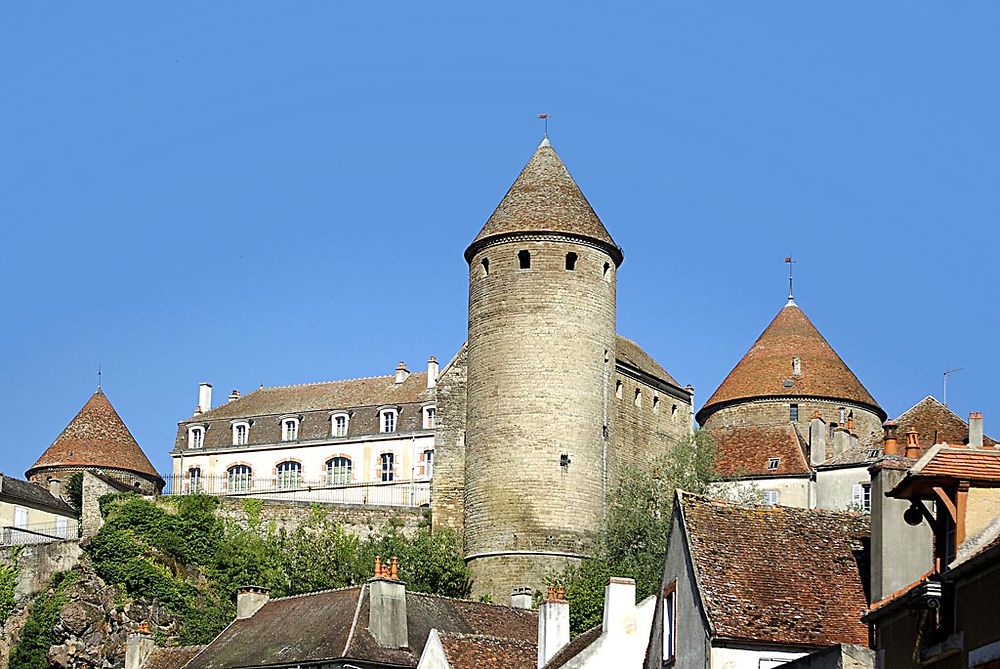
xmin=2 ymin=3 xmax=998 ymax=478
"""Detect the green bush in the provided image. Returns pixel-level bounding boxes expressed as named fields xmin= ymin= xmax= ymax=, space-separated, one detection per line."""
xmin=0 ymin=562 xmax=16 ymax=625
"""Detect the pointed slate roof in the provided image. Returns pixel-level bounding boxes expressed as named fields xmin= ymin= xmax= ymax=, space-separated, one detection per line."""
xmin=697 ymin=302 xmax=884 ymax=424
xmin=465 ymin=139 xmax=622 ymax=265
xmin=27 ymin=389 xmax=161 ymax=481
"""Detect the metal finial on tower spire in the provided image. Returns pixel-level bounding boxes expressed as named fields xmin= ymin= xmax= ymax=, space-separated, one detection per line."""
xmin=538 ymin=113 xmax=549 ymax=141
xmin=97 ymin=363 xmax=102 ymax=390
xmin=784 ymin=255 xmax=796 ymax=305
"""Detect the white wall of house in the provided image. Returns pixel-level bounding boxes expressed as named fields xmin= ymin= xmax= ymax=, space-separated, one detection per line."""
xmin=815 ymin=466 xmax=872 ymax=512
xmin=0 ymin=500 xmax=78 ymax=542
xmin=712 ymin=477 xmax=811 ymax=509
xmin=710 ymin=645 xmax=805 ymax=668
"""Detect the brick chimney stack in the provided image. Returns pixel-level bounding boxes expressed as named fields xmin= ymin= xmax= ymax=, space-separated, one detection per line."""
xmin=537 ymin=585 xmax=570 ymax=668
xmin=882 ymin=420 xmax=900 ymax=456
xmin=904 ymin=429 xmax=921 ymax=459
xmin=369 ymin=557 xmax=408 ymax=649
xmin=969 ymin=412 xmax=984 ymax=448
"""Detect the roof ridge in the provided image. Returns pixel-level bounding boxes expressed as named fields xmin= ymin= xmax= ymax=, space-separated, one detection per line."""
xmin=409 ymin=590 xmax=538 ymax=613
xmin=438 ymin=631 xmax=536 ymax=645
xmin=267 ymin=584 xmax=362 ymax=602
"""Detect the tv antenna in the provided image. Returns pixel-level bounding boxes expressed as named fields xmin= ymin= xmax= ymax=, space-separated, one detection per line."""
xmin=942 ymin=368 xmax=962 ymax=407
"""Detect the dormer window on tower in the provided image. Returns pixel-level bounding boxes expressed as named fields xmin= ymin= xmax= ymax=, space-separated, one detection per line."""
xmin=281 ymin=417 xmax=300 ymax=442
xmin=188 ymin=426 xmax=205 ymax=450
xmin=792 ymin=356 xmax=801 ymax=376
xmin=518 ymin=250 xmax=531 ymax=269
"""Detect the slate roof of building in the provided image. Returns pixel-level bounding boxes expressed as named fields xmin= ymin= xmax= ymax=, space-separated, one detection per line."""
xmin=540 ymin=624 xmax=602 ymax=669
xmin=615 ymin=335 xmax=682 ymax=388
xmin=438 ymin=632 xmax=537 ymax=669
xmin=184 ymin=584 xmax=537 ymax=669
xmin=144 ymin=646 xmax=205 ymax=669
xmin=678 ymin=492 xmax=870 ymax=648
xmin=893 ymin=396 xmax=996 ymax=452
xmin=697 ymin=302 xmax=883 ymax=424
xmin=186 ymin=372 xmax=432 ymax=422
xmin=27 ymin=389 xmax=160 ymax=481
xmin=466 ymin=139 xmax=621 ymax=263
xmin=709 ymin=425 xmax=811 ymax=478
xmin=0 ymin=474 xmax=76 ymax=515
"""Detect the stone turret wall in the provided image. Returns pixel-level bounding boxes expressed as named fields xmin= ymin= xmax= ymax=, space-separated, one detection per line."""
xmin=430 ymin=346 xmax=468 ymax=537
xmin=464 ymin=237 xmax=616 ymax=598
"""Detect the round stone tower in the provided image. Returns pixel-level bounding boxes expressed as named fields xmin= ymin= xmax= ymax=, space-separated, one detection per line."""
xmin=462 ymin=138 xmax=623 ymax=598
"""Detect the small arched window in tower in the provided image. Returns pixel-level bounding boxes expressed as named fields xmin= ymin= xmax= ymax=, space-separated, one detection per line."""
xmin=634 ymin=388 xmax=642 ymax=408
xmin=792 ymin=356 xmax=801 ymax=376
xmin=603 ymin=262 xmax=611 ymax=279
xmin=565 ymin=252 xmax=578 ymax=271
xmin=615 ymin=380 xmax=623 ymax=400
xmin=481 ymin=258 xmax=489 ymax=277
xmin=518 ymin=250 xmax=531 ymax=269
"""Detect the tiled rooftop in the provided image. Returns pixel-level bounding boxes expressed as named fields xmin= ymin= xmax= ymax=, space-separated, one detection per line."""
xmin=439 ymin=632 xmax=537 ymax=669
xmin=893 ymin=396 xmax=996 ymax=452
xmin=709 ymin=424 xmax=811 ymax=477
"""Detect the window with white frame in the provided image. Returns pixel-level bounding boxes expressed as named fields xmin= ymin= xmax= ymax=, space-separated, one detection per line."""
xmin=423 ymin=449 xmax=434 ymax=478
xmin=188 ymin=467 xmax=202 ymax=494
xmin=281 ymin=417 xmax=299 ymax=442
xmin=423 ymin=406 xmax=436 ymax=430
xmin=331 ymin=413 xmax=349 ymax=438
xmin=232 ymin=422 xmax=249 ymax=446
xmin=276 ymin=461 xmax=302 ymax=489
xmin=380 ymin=409 xmax=398 ymax=434
xmin=227 ymin=465 xmax=252 ymax=493
xmin=762 ymin=490 xmax=780 ymax=506
xmin=380 ymin=452 xmax=395 ymax=481
xmin=188 ymin=426 xmax=205 ymax=450
xmin=852 ymin=483 xmax=872 ymax=513
xmin=662 ymin=581 xmax=676 ymax=663
xmin=326 ymin=457 xmax=352 ymax=485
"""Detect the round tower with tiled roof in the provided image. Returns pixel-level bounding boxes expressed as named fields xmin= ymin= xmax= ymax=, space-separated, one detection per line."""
xmin=696 ymin=298 xmax=886 ymax=444
xmin=27 ymin=388 xmax=164 ymax=495
xmin=463 ymin=138 xmax=622 ymax=598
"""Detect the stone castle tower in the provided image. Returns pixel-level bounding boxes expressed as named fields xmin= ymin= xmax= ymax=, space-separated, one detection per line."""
xmin=462 ymin=137 xmax=622 ymax=596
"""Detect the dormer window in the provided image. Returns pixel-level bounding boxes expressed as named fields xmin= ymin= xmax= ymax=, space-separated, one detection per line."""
xmin=379 ymin=408 xmax=398 ymax=434
xmin=767 ymin=457 xmax=780 ymax=470
xmin=188 ymin=426 xmax=205 ymax=450
xmin=792 ymin=357 xmax=801 ymax=376
xmin=232 ymin=421 xmax=250 ymax=446
xmin=281 ymin=417 xmax=300 ymax=442
xmin=331 ymin=413 xmax=349 ymax=438
xmin=423 ymin=406 xmax=436 ymax=430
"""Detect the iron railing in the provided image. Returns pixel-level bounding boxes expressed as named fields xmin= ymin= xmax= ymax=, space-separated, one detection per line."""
xmin=162 ymin=475 xmax=431 ymax=507
xmin=0 ymin=521 xmax=77 ymax=546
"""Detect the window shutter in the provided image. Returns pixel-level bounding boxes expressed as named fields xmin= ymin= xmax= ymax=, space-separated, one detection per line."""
xmin=852 ymin=484 xmax=863 ymax=505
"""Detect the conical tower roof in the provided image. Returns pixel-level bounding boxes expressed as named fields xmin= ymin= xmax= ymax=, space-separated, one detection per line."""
xmin=465 ymin=138 xmax=623 ymax=265
xmin=27 ymin=388 xmax=161 ymax=481
xmin=697 ymin=302 xmax=884 ymax=424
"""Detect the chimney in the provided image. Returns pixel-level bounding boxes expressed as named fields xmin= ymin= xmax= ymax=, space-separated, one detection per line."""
xmin=537 ymin=586 xmax=570 ymax=668
xmin=510 ymin=587 xmax=533 ymax=610
xmin=904 ymin=429 xmax=921 ymax=459
xmin=969 ymin=412 xmax=984 ymax=448
xmin=809 ymin=412 xmax=827 ymax=466
xmin=198 ymin=383 xmax=213 ymax=413
xmin=602 ymin=577 xmax=637 ymax=637
xmin=833 ymin=426 xmax=850 ymax=458
xmin=883 ymin=420 xmax=900 ymax=456
xmin=395 ymin=362 xmax=410 ymax=385
xmin=125 ymin=623 xmax=155 ymax=669
xmin=427 ymin=356 xmax=439 ymax=389
xmin=47 ymin=478 xmax=62 ymax=498
xmin=236 ymin=586 xmax=270 ymax=619
xmin=228 ymin=389 xmax=240 ymax=403
xmin=368 ymin=557 xmax=408 ymax=649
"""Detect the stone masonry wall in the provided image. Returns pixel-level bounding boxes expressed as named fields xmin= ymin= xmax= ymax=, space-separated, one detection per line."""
xmin=464 ymin=237 xmax=616 ymax=598
xmin=701 ymin=398 xmax=884 ymax=449
xmin=209 ymin=498 xmax=425 ymax=539
xmin=430 ymin=345 xmax=467 ymax=537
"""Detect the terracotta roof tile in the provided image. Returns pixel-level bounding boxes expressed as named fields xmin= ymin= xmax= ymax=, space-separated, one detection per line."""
xmin=143 ymin=646 xmax=205 ymax=669
xmin=892 ymin=396 xmax=996 ymax=453
xmin=541 ymin=625 xmax=602 ymax=669
xmin=911 ymin=447 xmax=1000 ymax=482
xmin=465 ymin=140 xmax=621 ymax=264
xmin=27 ymin=389 xmax=160 ymax=481
xmin=708 ymin=425 xmax=811 ymax=477
xmin=439 ymin=633 xmax=536 ymax=669
xmin=680 ymin=493 xmax=870 ymax=648
xmin=698 ymin=303 xmax=883 ymax=424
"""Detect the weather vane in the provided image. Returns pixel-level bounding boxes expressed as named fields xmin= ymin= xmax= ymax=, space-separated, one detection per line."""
xmin=784 ymin=255 xmax=795 ymax=302
xmin=538 ymin=113 xmax=549 ymax=138
xmin=98 ymin=363 xmax=102 ymax=390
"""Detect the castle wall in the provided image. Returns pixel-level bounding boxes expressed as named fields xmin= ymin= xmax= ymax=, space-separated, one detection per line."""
xmin=701 ymin=398 xmax=884 ymax=450
xmin=430 ymin=346 xmax=467 ymax=536
xmin=464 ymin=237 xmax=616 ymax=598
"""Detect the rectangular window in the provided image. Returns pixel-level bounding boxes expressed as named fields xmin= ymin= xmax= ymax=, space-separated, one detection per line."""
xmin=762 ymin=490 xmax=779 ymax=506
xmin=381 ymin=411 xmax=396 ymax=433
xmin=767 ymin=457 xmax=780 ymax=470
xmin=334 ymin=415 xmax=348 ymax=437
xmin=424 ymin=449 xmax=434 ymax=478
xmin=852 ymin=483 xmax=872 ymax=513
xmin=380 ymin=453 xmax=395 ymax=482
xmin=662 ymin=581 xmax=676 ymax=663
xmin=234 ymin=424 xmax=248 ymax=446
xmin=789 ymin=403 xmax=799 ymax=422
xmin=190 ymin=428 xmax=204 ymax=449
xmin=14 ymin=507 xmax=27 ymax=529
xmin=423 ymin=407 xmax=436 ymax=430
xmin=189 ymin=468 xmax=202 ymax=494
xmin=282 ymin=419 xmax=298 ymax=441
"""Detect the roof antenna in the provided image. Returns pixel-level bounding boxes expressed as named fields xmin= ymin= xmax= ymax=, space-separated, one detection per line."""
xmin=538 ymin=113 xmax=550 ymax=146
xmin=784 ymin=255 xmax=795 ymax=305
xmin=942 ymin=368 xmax=962 ymax=407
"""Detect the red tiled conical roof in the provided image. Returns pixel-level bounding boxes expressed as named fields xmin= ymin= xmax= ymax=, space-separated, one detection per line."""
xmin=697 ymin=302 xmax=883 ymax=424
xmin=27 ymin=388 xmax=160 ymax=481
xmin=465 ymin=139 xmax=622 ymax=264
